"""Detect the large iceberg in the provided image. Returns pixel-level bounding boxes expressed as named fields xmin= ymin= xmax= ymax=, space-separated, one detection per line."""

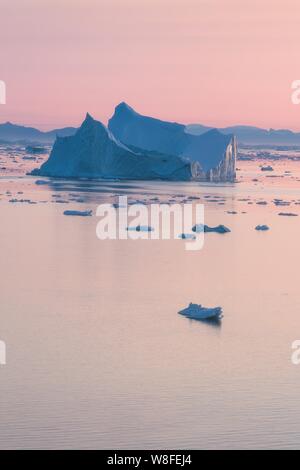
xmin=109 ymin=102 xmax=236 ymax=182
xmin=32 ymin=104 xmax=236 ymax=182
xmin=32 ymin=114 xmax=192 ymax=180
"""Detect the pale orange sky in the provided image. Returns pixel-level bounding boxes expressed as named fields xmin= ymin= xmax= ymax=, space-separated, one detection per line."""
xmin=1 ymin=0 xmax=300 ymax=130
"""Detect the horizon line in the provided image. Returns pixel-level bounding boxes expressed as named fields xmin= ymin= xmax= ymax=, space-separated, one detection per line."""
xmin=1 ymin=115 xmax=300 ymax=135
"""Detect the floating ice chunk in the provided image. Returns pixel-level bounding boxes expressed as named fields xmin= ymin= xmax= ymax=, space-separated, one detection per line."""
xmin=192 ymin=224 xmax=230 ymax=234
xmin=178 ymin=233 xmax=196 ymax=240
xmin=26 ymin=146 xmax=47 ymax=154
xmin=63 ymin=210 xmax=92 ymax=217
xmin=72 ymin=198 xmax=85 ymax=203
xmin=23 ymin=156 xmax=36 ymax=161
xmin=112 ymin=201 xmax=127 ymax=209
xmin=9 ymin=198 xmax=33 ymax=204
xmin=126 ymin=225 xmax=154 ymax=232
xmin=278 ymin=212 xmax=298 ymax=217
xmin=255 ymin=225 xmax=270 ymax=231
xmin=178 ymin=303 xmax=223 ymax=321
xmin=261 ymin=165 xmax=273 ymax=171
xmin=273 ymin=200 xmax=290 ymax=206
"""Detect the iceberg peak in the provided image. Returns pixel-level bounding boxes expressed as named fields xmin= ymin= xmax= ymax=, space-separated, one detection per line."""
xmin=84 ymin=112 xmax=95 ymax=122
xmin=114 ymin=102 xmax=136 ymax=116
xmin=79 ymin=113 xmax=108 ymax=137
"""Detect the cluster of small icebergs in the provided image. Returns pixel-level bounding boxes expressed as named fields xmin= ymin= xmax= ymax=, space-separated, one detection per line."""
xmin=178 ymin=224 xmax=231 ymax=240
xmin=9 ymin=198 xmax=36 ymax=204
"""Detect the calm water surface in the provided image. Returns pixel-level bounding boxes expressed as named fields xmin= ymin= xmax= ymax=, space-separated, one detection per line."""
xmin=1 ymin=153 xmax=300 ymax=449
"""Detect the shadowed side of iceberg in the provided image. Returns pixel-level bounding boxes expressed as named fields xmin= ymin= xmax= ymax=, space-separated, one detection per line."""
xmin=31 ymin=113 xmax=192 ymax=181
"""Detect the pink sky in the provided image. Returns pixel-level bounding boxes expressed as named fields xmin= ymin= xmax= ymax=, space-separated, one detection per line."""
xmin=1 ymin=0 xmax=300 ymax=130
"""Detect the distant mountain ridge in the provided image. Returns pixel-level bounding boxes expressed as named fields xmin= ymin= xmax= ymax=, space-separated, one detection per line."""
xmin=0 ymin=122 xmax=77 ymax=143
xmin=1 ymin=114 xmax=300 ymax=145
xmin=186 ymin=124 xmax=300 ymax=145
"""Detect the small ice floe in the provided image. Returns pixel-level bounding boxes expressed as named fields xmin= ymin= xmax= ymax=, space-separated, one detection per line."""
xmin=9 ymin=198 xmax=33 ymax=204
xmin=192 ymin=224 xmax=230 ymax=234
xmin=273 ymin=199 xmax=290 ymax=206
xmin=255 ymin=225 xmax=270 ymax=231
xmin=35 ymin=180 xmax=48 ymax=185
xmin=63 ymin=210 xmax=92 ymax=217
xmin=278 ymin=212 xmax=298 ymax=217
xmin=23 ymin=156 xmax=36 ymax=161
xmin=71 ymin=198 xmax=85 ymax=203
xmin=112 ymin=200 xmax=128 ymax=209
xmin=26 ymin=146 xmax=47 ymax=154
xmin=178 ymin=233 xmax=196 ymax=240
xmin=126 ymin=225 xmax=154 ymax=232
xmin=261 ymin=165 xmax=273 ymax=171
xmin=133 ymin=199 xmax=147 ymax=205
xmin=178 ymin=303 xmax=223 ymax=321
